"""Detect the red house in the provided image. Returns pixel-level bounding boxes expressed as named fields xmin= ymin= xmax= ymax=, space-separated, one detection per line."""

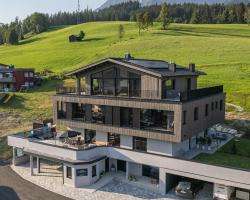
xmin=0 ymin=64 xmax=37 ymax=92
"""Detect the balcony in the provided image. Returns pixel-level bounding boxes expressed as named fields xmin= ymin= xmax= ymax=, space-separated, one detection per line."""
xmin=56 ymin=85 xmax=223 ymax=102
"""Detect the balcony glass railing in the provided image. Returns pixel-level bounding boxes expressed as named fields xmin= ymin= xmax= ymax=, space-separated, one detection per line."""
xmin=56 ymin=85 xmax=223 ymax=102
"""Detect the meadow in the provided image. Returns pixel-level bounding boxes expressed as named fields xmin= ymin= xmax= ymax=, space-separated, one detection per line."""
xmin=0 ymin=21 xmax=250 ymax=134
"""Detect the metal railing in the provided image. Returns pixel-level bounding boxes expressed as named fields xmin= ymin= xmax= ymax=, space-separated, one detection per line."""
xmin=55 ymin=85 xmax=223 ymax=102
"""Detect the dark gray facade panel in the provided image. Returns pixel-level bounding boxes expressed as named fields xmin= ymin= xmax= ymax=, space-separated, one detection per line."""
xmin=113 ymin=107 xmax=120 ymax=126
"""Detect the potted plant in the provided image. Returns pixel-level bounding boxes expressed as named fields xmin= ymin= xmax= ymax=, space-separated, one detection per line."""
xmin=196 ymin=137 xmax=200 ymax=149
xmin=207 ymin=137 xmax=212 ymax=151
xmin=201 ymin=137 xmax=206 ymax=150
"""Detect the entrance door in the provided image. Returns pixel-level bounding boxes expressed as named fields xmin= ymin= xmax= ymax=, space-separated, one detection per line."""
xmin=105 ymin=158 xmax=109 ymax=172
xmin=117 ymin=160 xmax=126 ymax=172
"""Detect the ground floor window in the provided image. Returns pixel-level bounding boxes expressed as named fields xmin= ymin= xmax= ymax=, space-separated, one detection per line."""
xmin=133 ymin=136 xmax=147 ymax=152
xmin=142 ymin=165 xmax=159 ymax=180
xmin=15 ymin=148 xmax=24 ymax=158
xmin=108 ymin=133 xmax=120 ymax=147
xmin=76 ymin=169 xmax=88 ymax=176
xmin=66 ymin=166 xmax=72 ymax=179
xmin=92 ymin=165 xmax=97 ymax=177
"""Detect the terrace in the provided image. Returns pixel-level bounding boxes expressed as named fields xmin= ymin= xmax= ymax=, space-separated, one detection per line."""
xmin=56 ymin=85 xmax=224 ymax=102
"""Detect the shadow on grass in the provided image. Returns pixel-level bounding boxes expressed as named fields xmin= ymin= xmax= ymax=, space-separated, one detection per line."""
xmin=19 ymin=37 xmax=44 ymax=45
xmin=81 ymin=37 xmax=105 ymax=42
xmin=154 ymin=26 xmax=250 ymax=39
xmin=0 ymin=95 xmax=26 ymax=110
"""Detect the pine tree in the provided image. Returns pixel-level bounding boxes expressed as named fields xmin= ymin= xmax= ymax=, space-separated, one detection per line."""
xmin=6 ymin=28 xmax=18 ymax=45
xmin=158 ymin=3 xmax=170 ymax=30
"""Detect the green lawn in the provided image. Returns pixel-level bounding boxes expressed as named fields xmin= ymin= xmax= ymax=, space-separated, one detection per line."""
xmin=0 ymin=22 xmax=250 ymax=126
xmin=194 ymin=138 xmax=250 ymax=170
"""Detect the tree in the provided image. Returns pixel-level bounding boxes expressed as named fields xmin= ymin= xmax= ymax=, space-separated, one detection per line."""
xmin=6 ymin=28 xmax=18 ymax=45
xmin=245 ymin=7 xmax=250 ymax=26
xmin=23 ymin=13 xmax=49 ymax=34
xmin=158 ymin=3 xmax=170 ymax=30
xmin=136 ymin=12 xmax=144 ymax=35
xmin=118 ymin=24 xmax=125 ymax=41
xmin=143 ymin=11 xmax=153 ymax=30
xmin=79 ymin=30 xmax=85 ymax=39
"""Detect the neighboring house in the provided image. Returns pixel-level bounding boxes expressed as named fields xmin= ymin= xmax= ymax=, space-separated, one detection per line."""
xmin=0 ymin=64 xmax=36 ymax=92
xmin=8 ymin=55 xmax=250 ymax=198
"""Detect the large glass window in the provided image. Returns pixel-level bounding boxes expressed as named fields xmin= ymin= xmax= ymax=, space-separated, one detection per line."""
xmin=142 ymin=165 xmax=159 ymax=180
xmin=72 ymin=103 xmax=86 ymax=121
xmin=103 ymin=79 xmax=115 ymax=95
xmin=140 ymin=109 xmax=174 ymax=132
xmin=85 ymin=129 xmax=96 ymax=144
xmin=92 ymin=78 xmax=102 ymax=95
xmin=90 ymin=67 xmax=141 ymax=97
xmin=108 ymin=133 xmax=120 ymax=147
xmin=92 ymin=105 xmax=105 ymax=124
xmin=133 ymin=137 xmax=147 ymax=152
xmin=120 ymin=108 xmax=133 ymax=127
xmin=116 ymin=79 xmax=129 ymax=96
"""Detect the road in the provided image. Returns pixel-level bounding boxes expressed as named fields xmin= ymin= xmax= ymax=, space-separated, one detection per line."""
xmin=0 ymin=163 xmax=71 ymax=200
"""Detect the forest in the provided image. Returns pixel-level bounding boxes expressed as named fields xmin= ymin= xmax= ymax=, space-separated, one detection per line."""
xmin=0 ymin=1 xmax=250 ymax=45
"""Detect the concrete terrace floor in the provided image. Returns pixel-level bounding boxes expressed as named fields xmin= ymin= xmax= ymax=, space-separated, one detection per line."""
xmin=8 ymin=162 xmax=213 ymax=200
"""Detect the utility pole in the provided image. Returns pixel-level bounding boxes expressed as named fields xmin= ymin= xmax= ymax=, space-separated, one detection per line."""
xmin=77 ymin=0 xmax=81 ymax=24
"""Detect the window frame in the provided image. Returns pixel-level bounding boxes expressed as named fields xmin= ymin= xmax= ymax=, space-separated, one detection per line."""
xmin=66 ymin=166 xmax=72 ymax=179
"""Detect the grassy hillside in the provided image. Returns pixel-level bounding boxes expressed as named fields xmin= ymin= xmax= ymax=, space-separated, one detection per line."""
xmin=0 ymin=22 xmax=250 ymax=128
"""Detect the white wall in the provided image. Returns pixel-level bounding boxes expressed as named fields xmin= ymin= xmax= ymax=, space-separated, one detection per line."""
xmin=120 ymin=135 xmax=132 ymax=149
xmin=172 ymin=139 xmax=190 ymax=157
xmin=147 ymin=139 xmax=173 ymax=156
xmin=128 ymin=162 xmax=142 ymax=176
xmin=63 ymin=158 xmax=105 ymax=187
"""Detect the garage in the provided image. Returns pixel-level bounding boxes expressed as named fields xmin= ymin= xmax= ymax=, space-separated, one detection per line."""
xmin=165 ymin=173 xmax=213 ymax=199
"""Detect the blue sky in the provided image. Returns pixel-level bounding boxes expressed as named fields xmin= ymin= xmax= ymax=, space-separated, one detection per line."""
xmin=0 ymin=0 xmax=106 ymax=23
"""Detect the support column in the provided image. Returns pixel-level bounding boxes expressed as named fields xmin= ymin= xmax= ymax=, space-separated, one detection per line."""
xmin=159 ymin=168 xmax=166 ymax=195
xmin=37 ymin=157 xmax=40 ymax=174
xmin=76 ymin=76 xmax=81 ymax=95
xmin=30 ymin=155 xmax=34 ymax=176
xmin=126 ymin=162 xmax=129 ymax=179
xmin=12 ymin=147 xmax=16 ymax=166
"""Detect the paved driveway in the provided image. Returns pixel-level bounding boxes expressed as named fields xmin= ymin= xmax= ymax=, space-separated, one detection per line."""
xmin=0 ymin=163 xmax=71 ymax=200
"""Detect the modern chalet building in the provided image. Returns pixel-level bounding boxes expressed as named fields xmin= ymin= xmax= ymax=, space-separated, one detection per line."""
xmin=0 ymin=64 xmax=36 ymax=92
xmin=8 ymin=56 xmax=250 ymax=198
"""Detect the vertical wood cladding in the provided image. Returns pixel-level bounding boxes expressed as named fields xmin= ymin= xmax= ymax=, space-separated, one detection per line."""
xmin=141 ymin=75 xmax=162 ymax=99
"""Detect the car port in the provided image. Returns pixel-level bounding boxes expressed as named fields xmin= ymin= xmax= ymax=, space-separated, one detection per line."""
xmin=164 ymin=172 xmax=214 ymax=200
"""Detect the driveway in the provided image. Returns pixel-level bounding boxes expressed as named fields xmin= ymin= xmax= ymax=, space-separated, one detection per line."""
xmin=0 ymin=164 xmax=71 ymax=200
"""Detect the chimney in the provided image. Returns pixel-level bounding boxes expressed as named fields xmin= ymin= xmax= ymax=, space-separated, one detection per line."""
xmin=169 ymin=62 xmax=176 ymax=72
xmin=189 ymin=63 xmax=195 ymax=72
xmin=124 ymin=52 xmax=133 ymax=60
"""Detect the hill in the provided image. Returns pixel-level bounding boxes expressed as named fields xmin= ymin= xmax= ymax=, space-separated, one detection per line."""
xmin=98 ymin=0 xmax=250 ymax=9
xmin=0 ymin=22 xmax=250 ymax=133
